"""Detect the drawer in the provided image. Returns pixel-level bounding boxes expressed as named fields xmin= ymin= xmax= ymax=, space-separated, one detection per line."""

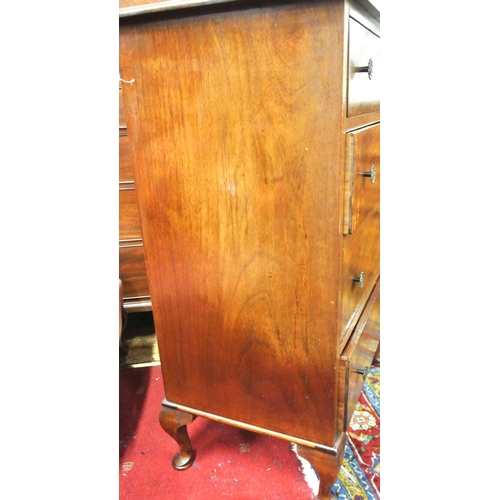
xmin=119 ymin=135 xmax=134 ymax=182
xmin=343 ymin=123 xmax=380 ymax=234
xmin=363 ymin=285 xmax=380 ymax=339
xmin=338 ymin=280 xmax=380 ymax=431
xmin=347 ymin=17 xmax=380 ymax=117
xmin=340 ymin=206 xmax=380 ymax=347
xmin=119 ymin=188 xmax=142 ymax=240
xmin=119 ymin=86 xmax=127 ymax=130
xmin=119 ymin=244 xmax=150 ymax=299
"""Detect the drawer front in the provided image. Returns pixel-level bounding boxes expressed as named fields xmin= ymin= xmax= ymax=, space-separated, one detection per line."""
xmin=343 ymin=123 xmax=380 ymax=234
xmin=347 ymin=17 xmax=380 ymax=117
xmin=119 ymin=188 xmax=142 ymax=240
xmin=340 ymin=206 xmax=380 ymax=346
xmin=338 ymin=281 xmax=380 ymax=431
xmin=345 ymin=328 xmax=380 ymax=430
xmin=119 ymin=244 xmax=150 ymax=299
xmin=363 ymin=287 xmax=380 ymax=339
xmin=119 ymin=135 xmax=134 ymax=182
xmin=119 ymin=86 xmax=127 ymax=129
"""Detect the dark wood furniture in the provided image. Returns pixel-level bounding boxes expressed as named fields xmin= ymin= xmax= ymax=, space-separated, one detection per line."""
xmin=119 ymin=1 xmax=380 ymax=498
xmin=119 ymin=81 xmax=152 ymax=312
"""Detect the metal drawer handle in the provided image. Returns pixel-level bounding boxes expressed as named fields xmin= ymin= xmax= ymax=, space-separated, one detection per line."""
xmin=356 ymin=366 xmax=370 ymax=380
xmin=359 ymin=58 xmax=374 ymax=79
xmin=352 ymin=271 xmax=364 ymax=289
xmin=360 ymin=165 xmax=376 ymax=184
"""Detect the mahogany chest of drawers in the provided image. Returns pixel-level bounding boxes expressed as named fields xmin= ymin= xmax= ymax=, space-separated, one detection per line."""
xmin=119 ymin=1 xmax=380 ymax=497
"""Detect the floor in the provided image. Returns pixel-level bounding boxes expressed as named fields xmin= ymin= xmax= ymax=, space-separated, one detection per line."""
xmin=120 ymin=310 xmax=160 ymax=368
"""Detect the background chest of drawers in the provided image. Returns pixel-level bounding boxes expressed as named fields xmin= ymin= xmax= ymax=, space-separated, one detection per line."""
xmin=119 ymin=1 xmax=380 ymax=498
xmin=119 ymin=82 xmax=152 ymax=312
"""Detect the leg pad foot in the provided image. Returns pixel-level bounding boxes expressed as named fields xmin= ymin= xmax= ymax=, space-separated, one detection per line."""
xmin=296 ymin=433 xmax=346 ymax=500
xmin=159 ymin=400 xmax=197 ymax=471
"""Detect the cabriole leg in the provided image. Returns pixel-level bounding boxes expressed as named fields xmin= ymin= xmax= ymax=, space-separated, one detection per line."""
xmin=296 ymin=433 xmax=346 ymax=500
xmin=159 ymin=400 xmax=197 ymax=471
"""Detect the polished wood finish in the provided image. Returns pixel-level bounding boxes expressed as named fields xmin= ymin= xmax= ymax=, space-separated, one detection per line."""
xmin=340 ymin=205 xmax=379 ymax=347
xmin=119 ymin=135 xmax=134 ymax=181
xmin=119 ymin=84 xmax=152 ymax=311
xmin=343 ymin=123 xmax=380 ymax=234
xmin=119 ymin=188 xmax=142 ymax=240
xmin=338 ymin=279 xmax=379 ymax=431
xmin=363 ymin=282 xmax=380 ymax=339
xmin=159 ymin=402 xmax=197 ymax=470
xmin=347 ymin=16 xmax=379 ymax=117
xmin=119 ymin=1 xmax=380 ymax=497
xmin=120 ymin=0 xmax=240 ymax=17
xmin=120 ymin=0 xmax=346 ymax=448
xmin=119 ymin=86 xmax=127 ymax=128
xmin=119 ymin=244 xmax=150 ymax=300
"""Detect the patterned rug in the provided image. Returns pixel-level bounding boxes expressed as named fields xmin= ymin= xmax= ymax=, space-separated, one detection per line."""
xmin=333 ymin=366 xmax=380 ymax=499
xmin=295 ymin=366 xmax=380 ymax=499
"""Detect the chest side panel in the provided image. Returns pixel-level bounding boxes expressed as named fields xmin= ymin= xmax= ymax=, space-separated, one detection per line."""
xmin=120 ymin=0 xmax=347 ymax=446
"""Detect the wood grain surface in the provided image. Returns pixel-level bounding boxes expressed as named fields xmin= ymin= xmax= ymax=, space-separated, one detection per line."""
xmin=343 ymin=123 xmax=380 ymax=234
xmin=119 ymin=244 xmax=151 ymax=299
xmin=120 ymin=0 xmax=348 ymax=446
xmin=119 ymin=188 xmax=142 ymax=240
xmin=347 ymin=16 xmax=379 ymax=117
xmin=340 ymin=203 xmax=379 ymax=347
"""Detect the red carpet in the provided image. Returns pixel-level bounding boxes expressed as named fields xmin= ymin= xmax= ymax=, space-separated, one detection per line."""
xmin=119 ymin=364 xmax=380 ymax=499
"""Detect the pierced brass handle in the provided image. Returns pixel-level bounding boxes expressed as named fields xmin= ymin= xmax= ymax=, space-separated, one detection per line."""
xmin=353 ymin=271 xmax=364 ymax=289
xmin=360 ymin=165 xmax=376 ymax=184
xmin=355 ymin=366 xmax=369 ymax=380
xmin=359 ymin=58 xmax=374 ymax=79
